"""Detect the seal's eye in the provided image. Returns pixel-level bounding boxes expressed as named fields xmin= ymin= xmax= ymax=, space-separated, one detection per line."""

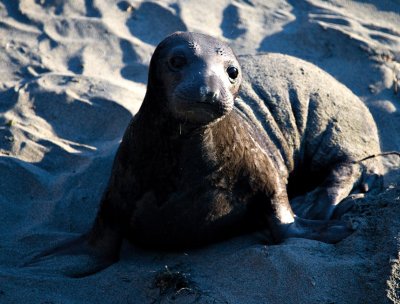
xmin=169 ymin=55 xmax=187 ymax=70
xmin=227 ymin=66 xmax=239 ymax=80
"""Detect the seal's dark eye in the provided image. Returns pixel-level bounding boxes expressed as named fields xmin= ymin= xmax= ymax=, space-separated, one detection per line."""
xmin=227 ymin=66 xmax=239 ymax=80
xmin=169 ymin=55 xmax=187 ymax=70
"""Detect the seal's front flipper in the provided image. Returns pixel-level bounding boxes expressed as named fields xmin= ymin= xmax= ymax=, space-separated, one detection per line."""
xmin=22 ymin=227 xmax=122 ymax=278
xmin=291 ymin=160 xmax=383 ymax=221
xmin=283 ymin=217 xmax=353 ymax=244
xmin=290 ymin=162 xmax=362 ymax=220
xmin=267 ymin=193 xmax=353 ymax=244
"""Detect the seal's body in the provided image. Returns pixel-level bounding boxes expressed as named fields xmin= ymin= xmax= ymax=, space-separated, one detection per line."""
xmin=88 ymin=32 xmax=382 ymax=257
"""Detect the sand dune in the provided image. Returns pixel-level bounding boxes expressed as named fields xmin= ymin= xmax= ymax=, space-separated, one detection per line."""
xmin=0 ymin=0 xmax=399 ymax=303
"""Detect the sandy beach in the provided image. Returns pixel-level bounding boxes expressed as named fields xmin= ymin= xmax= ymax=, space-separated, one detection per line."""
xmin=0 ymin=0 xmax=399 ymax=303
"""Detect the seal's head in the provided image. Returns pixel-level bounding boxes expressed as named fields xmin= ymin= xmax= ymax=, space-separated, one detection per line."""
xmin=147 ymin=32 xmax=242 ymax=125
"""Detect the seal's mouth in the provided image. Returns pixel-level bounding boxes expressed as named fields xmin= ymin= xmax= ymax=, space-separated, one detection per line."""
xmin=170 ymin=96 xmax=233 ymax=124
xmin=196 ymin=100 xmax=229 ymax=114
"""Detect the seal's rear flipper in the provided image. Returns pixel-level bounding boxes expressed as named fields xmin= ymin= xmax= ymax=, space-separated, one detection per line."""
xmin=22 ymin=228 xmax=122 ymax=278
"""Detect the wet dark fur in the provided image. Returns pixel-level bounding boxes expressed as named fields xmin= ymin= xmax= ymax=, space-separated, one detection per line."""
xmin=92 ymin=97 xmax=280 ymax=249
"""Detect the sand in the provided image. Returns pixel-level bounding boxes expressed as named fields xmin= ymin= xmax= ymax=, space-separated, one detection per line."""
xmin=0 ymin=0 xmax=399 ymax=303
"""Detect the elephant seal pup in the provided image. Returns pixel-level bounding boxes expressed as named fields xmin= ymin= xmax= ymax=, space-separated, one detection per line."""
xmin=30 ymin=32 xmax=383 ymax=276
xmin=88 ymin=31 xmax=382 ymax=255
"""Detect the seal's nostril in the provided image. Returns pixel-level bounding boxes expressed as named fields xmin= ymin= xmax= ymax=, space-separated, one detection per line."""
xmin=207 ymin=91 xmax=219 ymax=103
xmin=199 ymin=86 xmax=208 ymax=98
xmin=200 ymin=86 xmax=219 ymax=103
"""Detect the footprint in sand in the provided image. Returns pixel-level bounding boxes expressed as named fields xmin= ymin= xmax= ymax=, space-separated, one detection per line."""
xmin=21 ymin=0 xmax=101 ymax=17
xmin=67 ymin=55 xmax=84 ymax=74
xmin=220 ymin=4 xmax=247 ymax=39
xmin=124 ymin=2 xmax=187 ymax=46
xmin=119 ymin=39 xmax=148 ymax=84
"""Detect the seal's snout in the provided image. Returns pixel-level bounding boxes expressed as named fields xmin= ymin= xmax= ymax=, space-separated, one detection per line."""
xmin=155 ymin=32 xmax=241 ymax=124
xmin=199 ymin=85 xmax=220 ymax=103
